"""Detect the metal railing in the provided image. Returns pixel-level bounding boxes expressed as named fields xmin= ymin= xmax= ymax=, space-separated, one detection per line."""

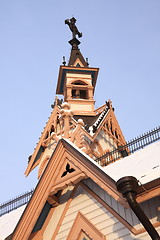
xmin=96 ymin=126 xmax=160 ymax=166
xmin=0 ymin=189 xmax=34 ymax=217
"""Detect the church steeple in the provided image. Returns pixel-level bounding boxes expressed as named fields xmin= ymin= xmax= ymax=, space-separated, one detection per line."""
xmin=25 ymin=18 xmax=126 ymax=178
xmin=56 ymin=17 xmax=99 ymax=115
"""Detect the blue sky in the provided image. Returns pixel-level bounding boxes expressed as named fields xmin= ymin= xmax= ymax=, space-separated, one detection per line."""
xmin=0 ymin=0 xmax=160 ymax=203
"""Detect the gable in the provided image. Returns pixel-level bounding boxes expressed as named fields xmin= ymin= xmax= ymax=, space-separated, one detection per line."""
xmin=12 ymin=139 xmax=121 ymax=240
xmin=12 ymin=139 xmax=160 ymax=239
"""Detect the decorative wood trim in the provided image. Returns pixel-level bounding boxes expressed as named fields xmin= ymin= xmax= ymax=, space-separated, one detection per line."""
xmin=50 ymin=172 xmax=87 ymax=195
xmin=30 ymin=159 xmax=40 ymax=173
xmin=38 ymin=155 xmax=50 ymax=179
xmin=62 ymin=141 xmax=124 ymax=205
xmin=94 ymin=104 xmax=106 ymax=115
xmin=25 ymin=105 xmax=61 ymax=176
xmin=67 ymin=212 xmax=106 ymax=240
xmin=93 ymin=108 xmax=126 ymax=145
xmin=47 ymin=195 xmax=59 ymax=207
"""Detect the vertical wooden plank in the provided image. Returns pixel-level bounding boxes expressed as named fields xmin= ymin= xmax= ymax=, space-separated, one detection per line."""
xmin=148 ymin=198 xmax=157 ymax=220
xmin=104 ymin=192 xmax=112 ymax=206
xmin=125 ymin=208 xmax=134 ymax=226
xmin=111 ymin=197 xmax=119 ymax=213
xmin=97 ymin=185 xmax=105 ymax=201
xmin=141 ymin=200 xmax=151 ymax=219
xmin=118 ymin=202 xmax=126 ymax=220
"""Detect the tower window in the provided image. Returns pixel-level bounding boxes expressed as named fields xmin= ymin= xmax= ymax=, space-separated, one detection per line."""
xmin=72 ymin=89 xmax=87 ymax=99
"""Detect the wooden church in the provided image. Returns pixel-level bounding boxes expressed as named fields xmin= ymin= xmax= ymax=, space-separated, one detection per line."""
xmin=1 ymin=18 xmax=160 ymax=240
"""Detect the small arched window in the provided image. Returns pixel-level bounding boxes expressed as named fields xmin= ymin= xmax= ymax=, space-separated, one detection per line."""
xmin=71 ymin=80 xmax=87 ymax=85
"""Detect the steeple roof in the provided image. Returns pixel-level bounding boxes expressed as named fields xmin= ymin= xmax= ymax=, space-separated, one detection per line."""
xmin=68 ymin=43 xmax=88 ymax=67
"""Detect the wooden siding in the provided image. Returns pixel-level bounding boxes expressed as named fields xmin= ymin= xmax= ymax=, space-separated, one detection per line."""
xmin=82 ymin=178 xmax=160 ymax=229
xmin=44 ymin=181 xmax=160 ymax=240
xmin=55 ymin=185 xmax=127 ymax=240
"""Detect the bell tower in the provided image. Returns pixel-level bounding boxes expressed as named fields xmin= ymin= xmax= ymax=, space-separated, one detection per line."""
xmin=25 ymin=17 xmax=126 ymax=179
xmin=56 ymin=17 xmax=99 ymax=116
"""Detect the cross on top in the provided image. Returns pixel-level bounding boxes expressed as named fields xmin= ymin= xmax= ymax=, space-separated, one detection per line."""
xmin=65 ymin=17 xmax=82 ymax=39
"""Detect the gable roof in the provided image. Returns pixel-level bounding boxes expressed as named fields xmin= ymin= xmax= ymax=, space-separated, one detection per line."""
xmin=12 ymin=138 xmax=120 ymax=240
xmin=11 ymin=139 xmax=160 ymax=239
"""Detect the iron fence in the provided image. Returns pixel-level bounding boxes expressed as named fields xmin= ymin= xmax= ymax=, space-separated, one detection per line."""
xmin=96 ymin=126 xmax=160 ymax=166
xmin=0 ymin=189 xmax=34 ymax=216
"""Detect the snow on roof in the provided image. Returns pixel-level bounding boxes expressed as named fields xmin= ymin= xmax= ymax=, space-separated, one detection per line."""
xmin=103 ymin=141 xmax=160 ymax=185
xmin=63 ymin=139 xmax=160 ymax=185
xmin=63 ymin=138 xmax=106 ymax=170
xmin=0 ymin=205 xmax=26 ymax=240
